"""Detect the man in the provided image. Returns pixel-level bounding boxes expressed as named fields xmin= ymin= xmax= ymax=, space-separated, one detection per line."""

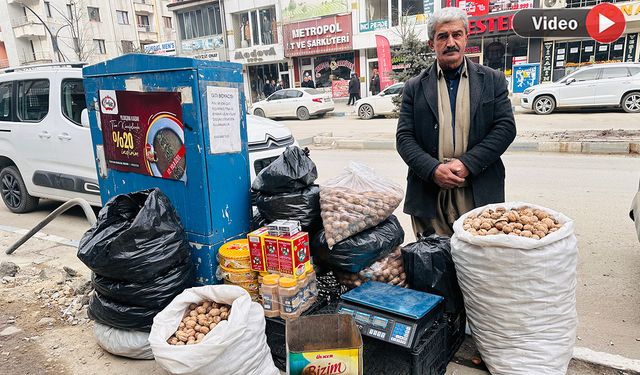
xmin=347 ymin=73 xmax=361 ymax=106
xmin=263 ymin=79 xmax=274 ymax=98
xmin=370 ymin=69 xmax=381 ymax=95
xmin=396 ymin=7 xmax=516 ymax=237
xmin=275 ymin=80 xmax=284 ymax=91
xmin=302 ymin=75 xmax=316 ymax=89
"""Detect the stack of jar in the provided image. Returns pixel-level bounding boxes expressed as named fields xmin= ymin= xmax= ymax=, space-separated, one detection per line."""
xmin=216 ymin=239 xmax=259 ymax=301
xmin=259 ymin=265 xmax=318 ymax=319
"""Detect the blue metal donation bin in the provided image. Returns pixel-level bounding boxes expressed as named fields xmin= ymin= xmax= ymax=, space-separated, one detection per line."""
xmin=82 ymin=54 xmax=250 ymax=285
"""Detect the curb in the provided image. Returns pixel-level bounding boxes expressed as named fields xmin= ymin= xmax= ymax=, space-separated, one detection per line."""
xmin=573 ymin=347 xmax=640 ymax=374
xmin=306 ymin=136 xmax=640 ymax=155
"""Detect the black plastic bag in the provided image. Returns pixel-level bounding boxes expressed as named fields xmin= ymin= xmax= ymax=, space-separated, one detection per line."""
xmin=401 ymin=235 xmax=464 ymax=314
xmin=92 ymin=259 xmax=194 ymax=309
xmin=312 ymin=215 xmax=404 ymax=273
xmin=88 ymin=292 xmax=159 ymax=332
xmin=251 ymin=146 xmax=317 ymax=194
xmin=77 ymin=189 xmax=190 ymax=282
xmin=256 ymin=185 xmax=322 ymax=233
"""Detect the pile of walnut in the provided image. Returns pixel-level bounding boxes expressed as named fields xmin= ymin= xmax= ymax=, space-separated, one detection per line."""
xmin=463 ymin=206 xmax=562 ymax=239
xmin=166 ymin=301 xmax=231 ymax=345
xmin=320 ymin=188 xmax=403 ymax=248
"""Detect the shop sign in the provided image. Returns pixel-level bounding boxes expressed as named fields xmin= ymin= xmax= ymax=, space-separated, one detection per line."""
xmin=541 ymin=41 xmax=554 ymax=82
xmin=360 ymin=19 xmax=389 ymax=32
xmin=625 ymin=33 xmax=638 ymax=62
xmin=489 ymin=0 xmax=532 ymax=12
xmin=618 ymin=1 xmax=640 ymax=22
xmin=468 ymin=13 xmax=514 ymax=36
xmin=376 ymin=35 xmax=393 ymax=90
xmin=460 ymin=0 xmax=490 ymax=16
xmin=331 ymin=80 xmax=349 ymax=98
xmin=512 ymin=63 xmax=539 ymax=94
xmin=99 ymin=90 xmax=186 ymax=181
xmin=144 ymin=41 xmax=176 ymax=55
xmin=283 ymin=14 xmax=352 ymax=57
xmin=193 ymin=52 xmax=220 ymax=61
xmin=465 ymin=46 xmax=481 ymax=53
xmin=512 ymin=56 xmax=527 ymax=66
xmin=231 ymin=46 xmax=281 ymax=64
xmin=181 ymin=36 xmax=224 ymax=53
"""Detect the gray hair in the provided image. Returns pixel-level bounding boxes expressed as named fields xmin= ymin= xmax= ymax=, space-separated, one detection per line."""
xmin=428 ymin=7 xmax=469 ymax=41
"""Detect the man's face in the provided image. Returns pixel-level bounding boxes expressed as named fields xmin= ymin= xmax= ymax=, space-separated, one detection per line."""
xmin=428 ymin=20 xmax=468 ymax=70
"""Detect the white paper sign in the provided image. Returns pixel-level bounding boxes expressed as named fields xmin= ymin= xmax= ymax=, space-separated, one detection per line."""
xmin=207 ymin=86 xmax=241 ymax=154
xmin=599 ymin=45 xmax=608 ymax=51
xmin=585 ymin=46 xmax=594 ymax=52
xmin=570 ymin=47 xmax=579 ymax=53
xmin=614 ymin=44 xmax=623 ymax=50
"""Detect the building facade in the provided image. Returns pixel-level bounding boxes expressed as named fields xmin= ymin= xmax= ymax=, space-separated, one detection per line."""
xmin=0 ymin=0 xmax=177 ymax=68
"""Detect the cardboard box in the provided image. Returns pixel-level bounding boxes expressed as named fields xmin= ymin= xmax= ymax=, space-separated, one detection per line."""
xmin=247 ymin=227 xmax=269 ymax=272
xmin=287 ymin=314 xmax=363 ymax=375
xmin=263 ymin=236 xmax=281 ymax=274
xmin=274 ymin=232 xmax=309 ymax=278
xmin=267 ymin=219 xmax=301 ymax=237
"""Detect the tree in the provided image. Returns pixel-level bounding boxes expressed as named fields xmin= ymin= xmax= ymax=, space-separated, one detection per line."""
xmin=391 ymin=16 xmax=435 ymax=112
xmin=48 ymin=0 xmax=97 ymax=62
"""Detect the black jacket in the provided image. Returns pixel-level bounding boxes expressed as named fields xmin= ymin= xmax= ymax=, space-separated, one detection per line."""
xmin=348 ymin=77 xmax=360 ymax=94
xmin=370 ymin=75 xmax=380 ymax=94
xmin=396 ymin=58 xmax=516 ymax=219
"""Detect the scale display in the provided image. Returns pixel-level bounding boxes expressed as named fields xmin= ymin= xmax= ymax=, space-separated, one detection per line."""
xmin=337 ymin=282 xmax=444 ymax=349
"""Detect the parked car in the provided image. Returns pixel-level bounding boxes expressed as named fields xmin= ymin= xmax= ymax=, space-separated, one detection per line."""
xmin=521 ymin=63 xmax=640 ymax=115
xmin=355 ymin=82 xmax=404 ymax=120
xmin=0 ymin=63 xmax=297 ymax=213
xmin=250 ymin=88 xmax=334 ymax=120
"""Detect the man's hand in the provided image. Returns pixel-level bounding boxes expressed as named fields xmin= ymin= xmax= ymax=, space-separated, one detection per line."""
xmin=447 ymin=159 xmax=469 ymax=178
xmin=433 ymin=163 xmax=465 ymax=189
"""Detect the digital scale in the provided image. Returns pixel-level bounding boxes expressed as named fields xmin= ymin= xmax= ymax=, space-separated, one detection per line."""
xmin=337 ymin=281 xmax=444 ymax=349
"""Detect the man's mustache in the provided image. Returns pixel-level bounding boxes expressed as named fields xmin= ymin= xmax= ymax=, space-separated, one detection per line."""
xmin=443 ymin=46 xmax=460 ymax=54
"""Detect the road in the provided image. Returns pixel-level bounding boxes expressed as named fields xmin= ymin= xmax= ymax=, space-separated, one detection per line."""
xmin=280 ymin=105 xmax=640 ymax=142
xmin=1 ymin=150 xmax=639 ymax=364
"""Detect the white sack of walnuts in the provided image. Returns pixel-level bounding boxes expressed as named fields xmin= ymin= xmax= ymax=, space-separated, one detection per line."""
xmin=451 ymin=202 xmax=577 ymax=375
xmin=320 ymin=162 xmax=403 ymax=248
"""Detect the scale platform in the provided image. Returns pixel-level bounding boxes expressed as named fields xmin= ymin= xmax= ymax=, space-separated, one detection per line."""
xmin=337 ymin=281 xmax=444 ymax=349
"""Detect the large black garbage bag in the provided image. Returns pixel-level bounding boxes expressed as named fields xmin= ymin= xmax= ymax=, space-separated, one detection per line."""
xmin=251 ymin=146 xmax=317 ymax=194
xmin=401 ymin=235 xmax=464 ymax=314
xmin=77 ymin=189 xmax=190 ymax=282
xmin=88 ymin=292 xmax=158 ymax=332
xmin=312 ymin=215 xmax=404 ymax=273
xmin=256 ymin=185 xmax=322 ymax=233
xmin=92 ymin=260 xmax=194 ymax=309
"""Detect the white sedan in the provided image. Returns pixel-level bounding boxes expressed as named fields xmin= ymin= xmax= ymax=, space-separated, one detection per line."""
xmin=251 ymin=88 xmax=334 ymax=121
xmin=355 ymin=83 xmax=404 ymax=120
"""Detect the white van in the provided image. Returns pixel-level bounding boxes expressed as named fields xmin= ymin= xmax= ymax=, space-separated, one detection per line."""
xmin=0 ymin=63 xmax=297 ymax=213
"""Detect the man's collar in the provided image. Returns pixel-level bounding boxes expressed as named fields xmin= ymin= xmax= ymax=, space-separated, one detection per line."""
xmin=436 ymin=58 xmax=468 ymax=79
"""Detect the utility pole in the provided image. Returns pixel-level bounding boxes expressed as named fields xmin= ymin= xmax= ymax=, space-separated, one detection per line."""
xmin=22 ymin=4 xmax=64 ymax=62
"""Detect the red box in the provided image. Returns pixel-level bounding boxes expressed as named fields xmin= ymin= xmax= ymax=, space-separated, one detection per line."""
xmin=277 ymin=232 xmax=310 ymax=278
xmin=247 ymin=227 xmax=269 ymax=272
xmin=263 ymin=236 xmax=280 ymax=274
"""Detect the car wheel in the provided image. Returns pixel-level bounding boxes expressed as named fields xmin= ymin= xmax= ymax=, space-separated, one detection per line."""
xmin=621 ymin=92 xmax=640 ymax=113
xmin=358 ymin=104 xmax=374 ymax=120
xmin=296 ymin=107 xmax=310 ymax=121
xmin=253 ymin=108 xmax=265 ymax=117
xmin=533 ymin=95 xmax=555 ymax=115
xmin=0 ymin=166 xmax=39 ymax=213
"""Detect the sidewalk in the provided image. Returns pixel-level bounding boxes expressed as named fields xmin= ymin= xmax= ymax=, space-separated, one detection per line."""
xmin=285 ymin=99 xmax=640 ymax=155
xmin=1 ymin=228 xmax=639 ymax=374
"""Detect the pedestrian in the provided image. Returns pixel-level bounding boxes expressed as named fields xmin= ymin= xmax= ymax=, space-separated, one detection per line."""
xmin=396 ymin=7 xmax=516 ymax=238
xmin=302 ymin=75 xmax=316 ymax=89
xmin=370 ymin=69 xmax=381 ymax=95
xmin=347 ymin=73 xmax=361 ymax=105
xmin=263 ymin=79 xmax=274 ymax=97
xmin=275 ymin=80 xmax=284 ymax=91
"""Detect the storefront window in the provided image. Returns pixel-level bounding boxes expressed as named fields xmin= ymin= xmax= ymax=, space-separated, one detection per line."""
xmin=248 ymin=64 xmax=279 ymax=102
xmin=481 ymin=35 xmax=527 ymax=75
xmin=392 ymin=0 xmax=399 ymax=26
xmin=402 ymin=0 xmax=424 ymax=15
xmin=178 ymin=4 xmax=223 ymax=40
xmin=233 ymin=6 xmax=277 ymax=48
xmin=314 ymin=53 xmax=356 ymax=88
xmin=365 ymin=0 xmax=389 ymax=21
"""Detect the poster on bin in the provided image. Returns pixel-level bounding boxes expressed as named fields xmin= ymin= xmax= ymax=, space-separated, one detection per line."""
xmin=512 ymin=63 xmax=540 ymax=94
xmin=98 ymin=90 xmax=186 ymax=181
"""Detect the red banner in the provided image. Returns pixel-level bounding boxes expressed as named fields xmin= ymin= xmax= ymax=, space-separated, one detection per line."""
xmin=375 ymin=35 xmax=393 ymax=91
xmin=283 ymin=14 xmax=352 ymax=57
xmin=331 ymin=80 xmax=349 ymax=98
xmin=98 ymin=90 xmax=186 ymax=181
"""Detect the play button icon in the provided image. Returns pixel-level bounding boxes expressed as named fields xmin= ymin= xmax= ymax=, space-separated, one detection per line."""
xmin=586 ymin=3 xmax=626 ymax=43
